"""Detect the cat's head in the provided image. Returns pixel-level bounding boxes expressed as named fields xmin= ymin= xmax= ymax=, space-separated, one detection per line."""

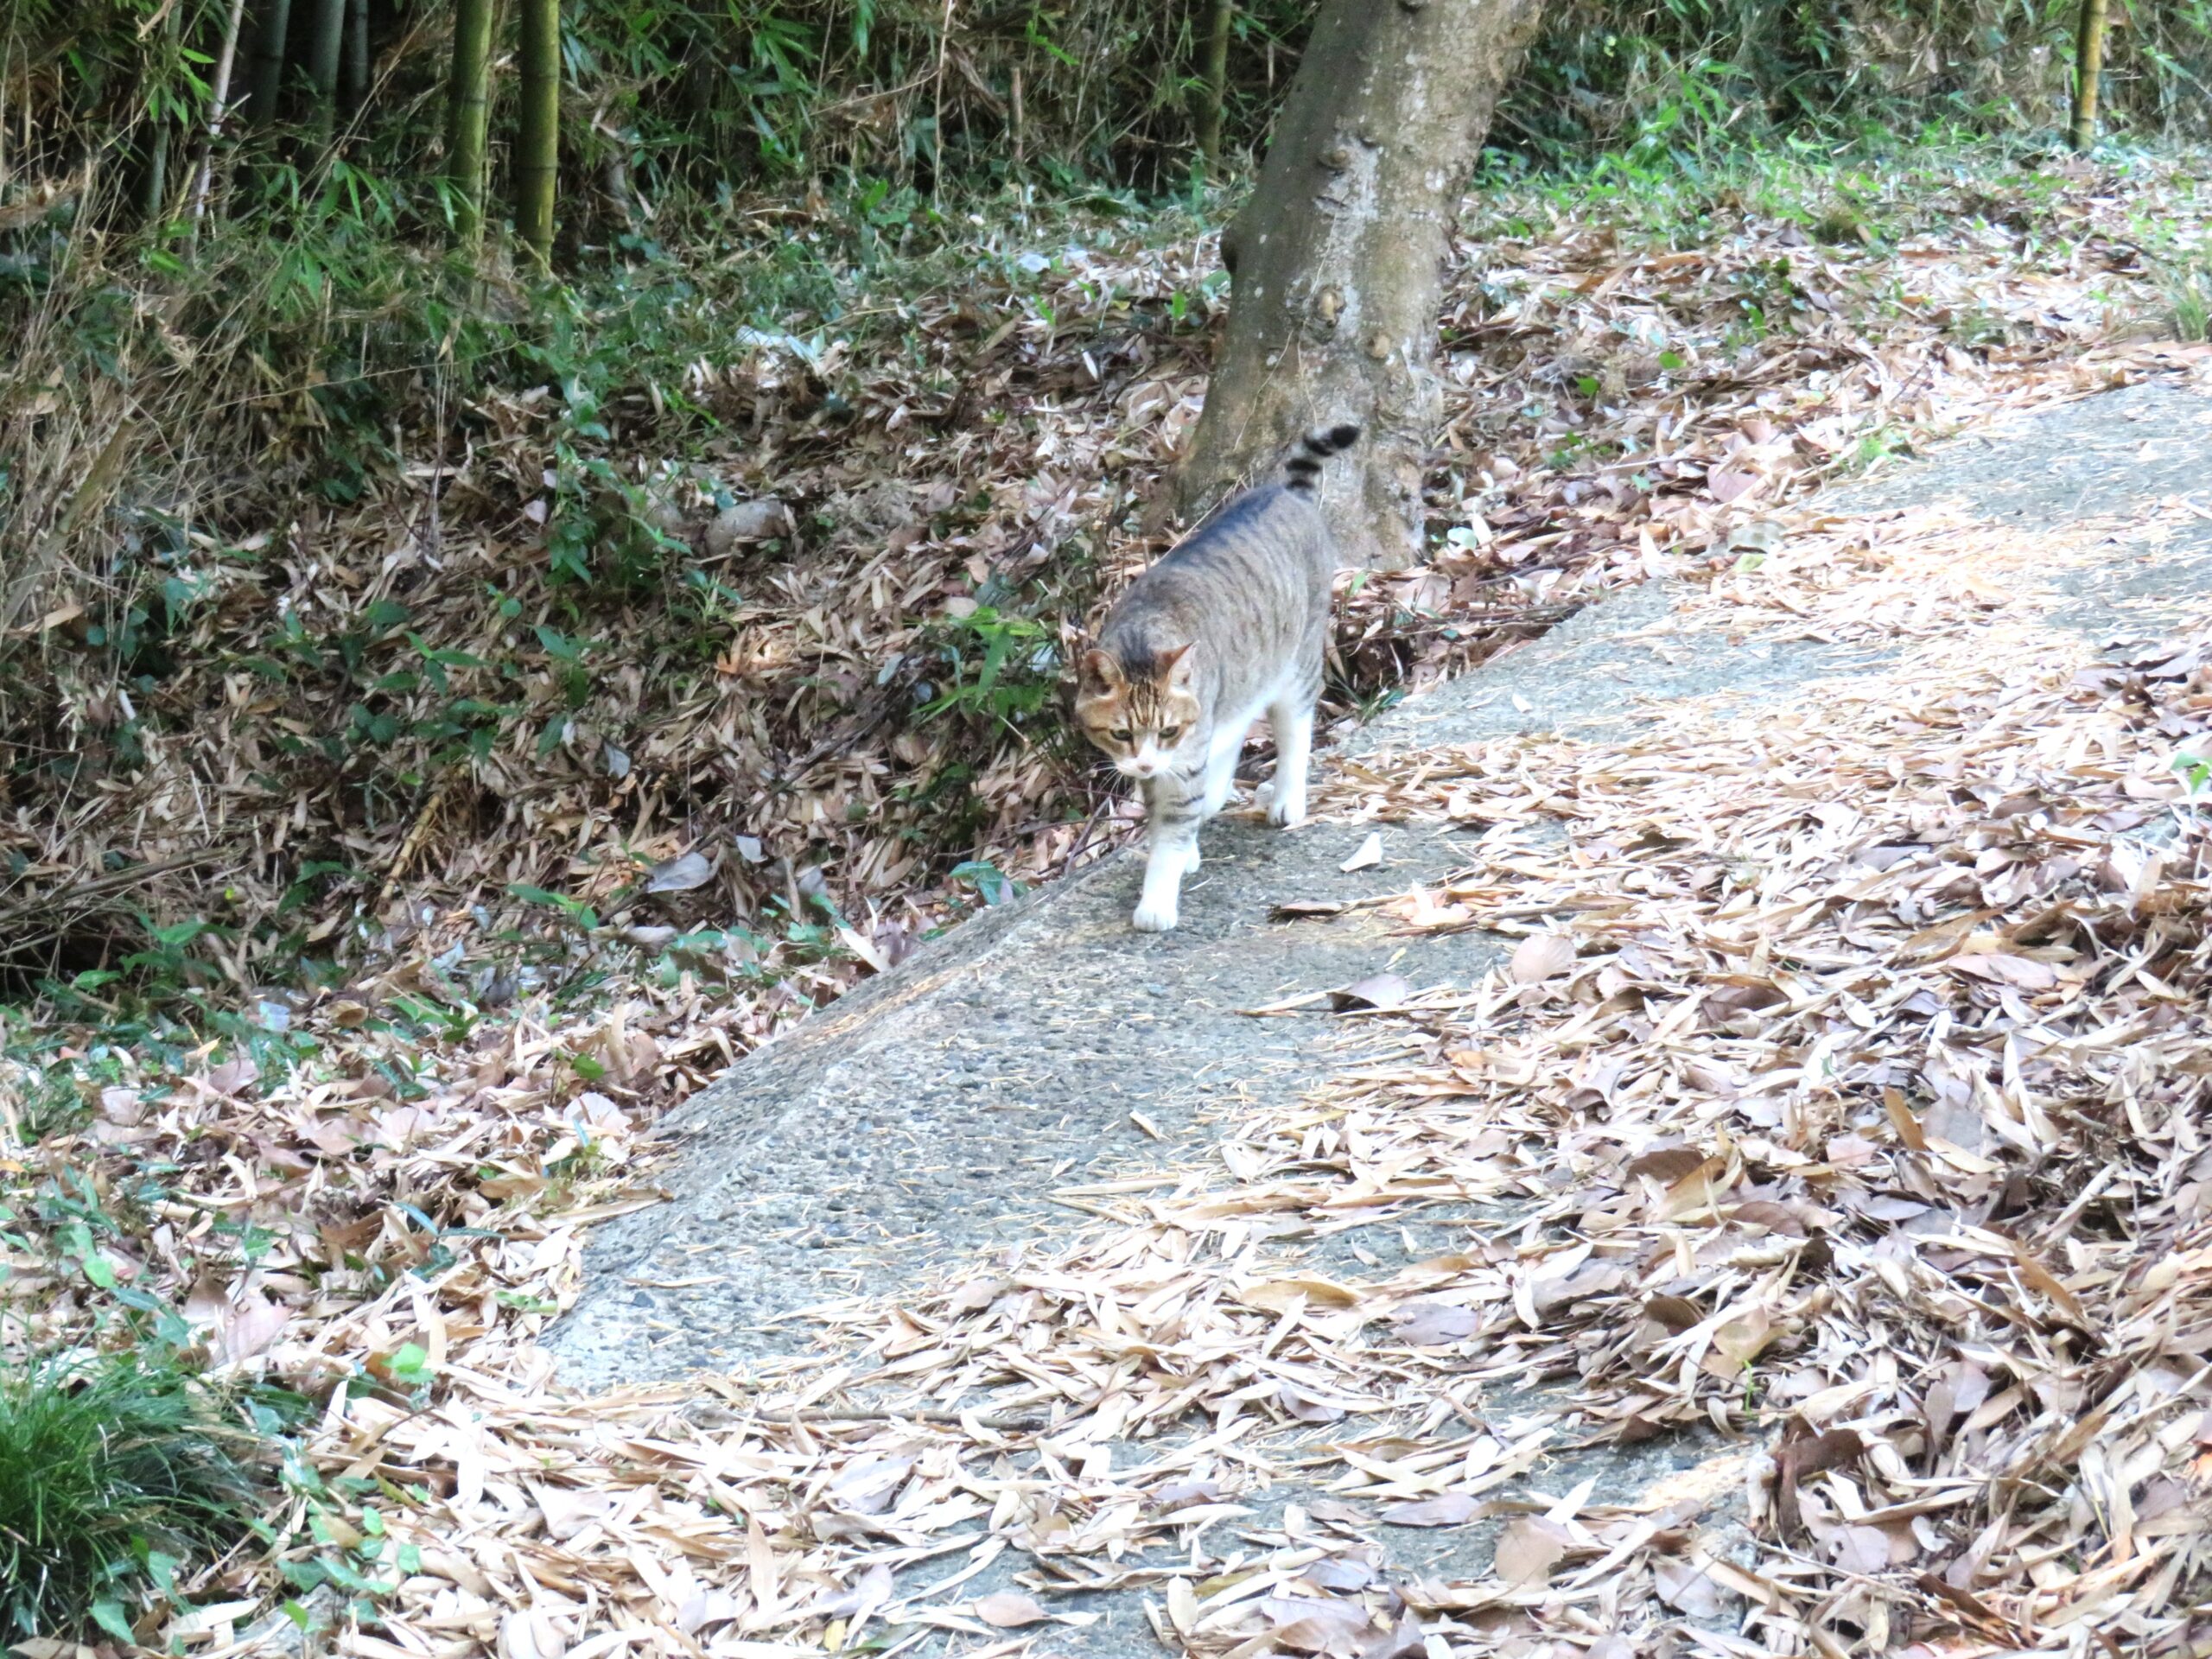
xmin=1075 ymin=643 xmax=1202 ymax=779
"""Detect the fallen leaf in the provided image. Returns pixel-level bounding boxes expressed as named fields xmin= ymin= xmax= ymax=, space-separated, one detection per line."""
xmin=1493 ymin=1516 xmax=1570 ymax=1586
xmin=1340 ymin=832 xmax=1384 ymax=872
xmin=1390 ymin=1300 xmax=1481 ymax=1345
xmin=1381 ymin=1493 xmax=1476 ymax=1528
xmin=1510 ymin=932 xmax=1577 ymax=983
xmin=1330 ymin=973 xmax=1412 ymax=1012
xmin=973 ymin=1592 xmax=1048 ymax=1628
xmin=213 ymin=1291 xmax=288 ymax=1364
xmin=1707 ymin=467 xmax=1761 ymax=504
xmin=645 ymin=850 xmax=715 ymax=893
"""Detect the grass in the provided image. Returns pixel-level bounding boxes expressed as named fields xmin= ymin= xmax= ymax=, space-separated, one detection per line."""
xmin=0 ymin=1350 xmax=265 ymax=1640
xmin=2165 ymin=262 xmax=2212 ymax=340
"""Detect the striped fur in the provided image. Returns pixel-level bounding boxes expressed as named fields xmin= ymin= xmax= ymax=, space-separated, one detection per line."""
xmin=1280 ymin=423 xmax=1363 ymax=494
xmin=1075 ymin=424 xmax=1362 ymax=931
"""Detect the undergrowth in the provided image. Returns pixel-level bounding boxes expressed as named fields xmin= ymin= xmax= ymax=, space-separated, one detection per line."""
xmin=0 ymin=1351 xmax=268 ymax=1640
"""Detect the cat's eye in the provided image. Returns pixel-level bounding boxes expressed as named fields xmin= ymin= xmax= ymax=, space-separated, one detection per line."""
xmin=1111 ymin=728 xmax=1133 ymax=742
xmin=1159 ymin=726 xmax=1183 ymax=744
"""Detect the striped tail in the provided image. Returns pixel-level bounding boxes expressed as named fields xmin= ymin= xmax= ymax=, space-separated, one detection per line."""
xmin=1281 ymin=423 xmax=1363 ymax=493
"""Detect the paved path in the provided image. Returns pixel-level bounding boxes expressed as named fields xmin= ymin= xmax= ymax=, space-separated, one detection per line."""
xmin=556 ymin=373 xmax=2212 ymax=1394
xmin=547 ymin=371 xmax=2212 ymax=1653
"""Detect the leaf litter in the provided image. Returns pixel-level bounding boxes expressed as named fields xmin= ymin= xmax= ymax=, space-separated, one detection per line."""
xmin=4 ymin=157 xmax=2212 ymax=1654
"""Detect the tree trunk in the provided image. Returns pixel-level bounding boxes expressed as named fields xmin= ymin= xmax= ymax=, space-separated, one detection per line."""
xmin=1177 ymin=0 xmax=1543 ymax=570
xmin=446 ymin=0 xmax=498 ymax=249
xmin=515 ymin=0 xmax=561 ymax=268
xmin=2069 ymin=0 xmax=2109 ymax=151
xmin=1196 ymin=0 xmax=1233 ymax=175
xmin=247 ymin=0 xmax=293 ymax=125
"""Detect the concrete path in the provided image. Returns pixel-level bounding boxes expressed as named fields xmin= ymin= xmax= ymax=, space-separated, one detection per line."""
xmin=554 ymin=372 xmax=2212 ymax=1394
xmin=545 ymin=372 xmax=2212 ymax=1652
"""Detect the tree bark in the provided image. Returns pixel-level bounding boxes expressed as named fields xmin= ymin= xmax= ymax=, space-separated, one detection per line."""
xmin=515 ymin=0 xmax=561 ymax=268
xmin=446 ymin=0 xmax=498 ymax=250
xmin=1177 ymin=0 xmax=1543 ymax=570
xmin=1196 ymin=0 xmax=1233 ymax=175
xmin=2069 ymin=0 xmax=2109 ymax=151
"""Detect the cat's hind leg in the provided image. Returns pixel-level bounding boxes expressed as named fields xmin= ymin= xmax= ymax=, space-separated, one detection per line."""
xmin=1198 ymin=729 xmax=1245 ymax=818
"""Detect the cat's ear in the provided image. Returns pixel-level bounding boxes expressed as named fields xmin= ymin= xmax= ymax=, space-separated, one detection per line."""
xmin=1158 ymin=642 xmax=1197 ymax=687
xmin=1079 ymin=649 xmax=1124 ymax=691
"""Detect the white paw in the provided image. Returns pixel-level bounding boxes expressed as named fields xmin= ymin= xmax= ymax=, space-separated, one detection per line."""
xmin=1182 ymin=842 xmax=1204 ymax=874
xmin=1132 ymin=898 xmax=1179 ymax=932
xmin=1268 ymin=794 xmax=1307 ymax=828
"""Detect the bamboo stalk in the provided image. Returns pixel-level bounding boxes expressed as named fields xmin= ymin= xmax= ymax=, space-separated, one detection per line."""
xmin=344 ymin=0 xmax=370 ymax=110
xmin=187 ymin=0 xmax=251 ymax=251
xmin=1198 ymin=0 xmax=1233 ymax=175
xmin=247 ymin=0 xmax=293 ymax=124
xmin=2070 ymin=0 xmax=2110 ymax=152
xmin=515 ymin=0 xmax=561 ymax=268
xmin=306 ymin=0 xmax=346 ymax=138
xmin=446 ymin=0 xmax=498 ymax=250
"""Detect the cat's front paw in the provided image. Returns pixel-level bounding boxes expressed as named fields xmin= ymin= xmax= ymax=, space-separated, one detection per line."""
xmin=1268 ymin=793 xmax=1306 ymax=828
xmin=1182 ymin=842 xmax=1204 ymax=874
xmin=1131 ymin=897 xmax=1179 ymax=932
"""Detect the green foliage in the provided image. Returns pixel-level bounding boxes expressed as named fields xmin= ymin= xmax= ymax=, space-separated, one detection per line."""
xmin=1510 ymin=0 xmax=2212 ymax=159
xmin=2163 ymin=261 xmax=2212 ymax=341
xmin=0 ymin=1350 xmax=264 ymax=1640
xmin=918 ymin=607 xmax=1060 ymax=730
xmin=950 ymin=859 xmax=1022 ymax=906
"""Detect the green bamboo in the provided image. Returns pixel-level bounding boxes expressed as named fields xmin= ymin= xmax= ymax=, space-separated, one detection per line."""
xmin=2069 ymin=0 xmax=2110 ymax=151
xmin=515 ymin=0 xmax=561 ymax=269
xmin=139 ymin=1 xmax=183 ymax=224
xmin=247 ymin=0 xmax=293 ymax=124
xmin=344 ymin=0 xmax=370 ymax=110
xmin=1197 ymin=0 xmax=1233 ymax=175
xmin=305 ymin=0 xmax=346 ymax=138
xmin=446 ymin=0 xmax=499 ymax=249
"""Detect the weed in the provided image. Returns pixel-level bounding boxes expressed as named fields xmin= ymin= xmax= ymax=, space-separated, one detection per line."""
xmin=2163 ymin=261 xmax=2212 ymax=341
xmin=0 ymin=1349 xmax=265 ymax=1641
xmin=916 ymin=607 xmax=1061 ymax=733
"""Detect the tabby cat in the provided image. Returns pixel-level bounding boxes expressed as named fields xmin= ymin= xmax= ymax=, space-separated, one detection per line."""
xmin=1076 ymin=423 xmax=1362 ymax=932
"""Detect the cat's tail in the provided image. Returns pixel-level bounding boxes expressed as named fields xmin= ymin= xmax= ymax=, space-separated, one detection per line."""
xmin=1281 ymin=423 xmax=1363 ymax=493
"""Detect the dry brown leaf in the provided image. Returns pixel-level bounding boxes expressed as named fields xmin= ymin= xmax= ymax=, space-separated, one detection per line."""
xmin=972 ymin=1592 xmax=1048 ymax=1628
xmin=1380 ymin=1493 xmax=1476 ymax=1528
xmin=1492 ymin=1516 xmax=1569 ymax=1586
xmin=1510 ymin=932 xmax=1577 ymax=983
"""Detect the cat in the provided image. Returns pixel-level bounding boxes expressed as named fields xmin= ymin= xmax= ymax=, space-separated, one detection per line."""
xmin=1075 ymin=423 xmax=1362 ymax=932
